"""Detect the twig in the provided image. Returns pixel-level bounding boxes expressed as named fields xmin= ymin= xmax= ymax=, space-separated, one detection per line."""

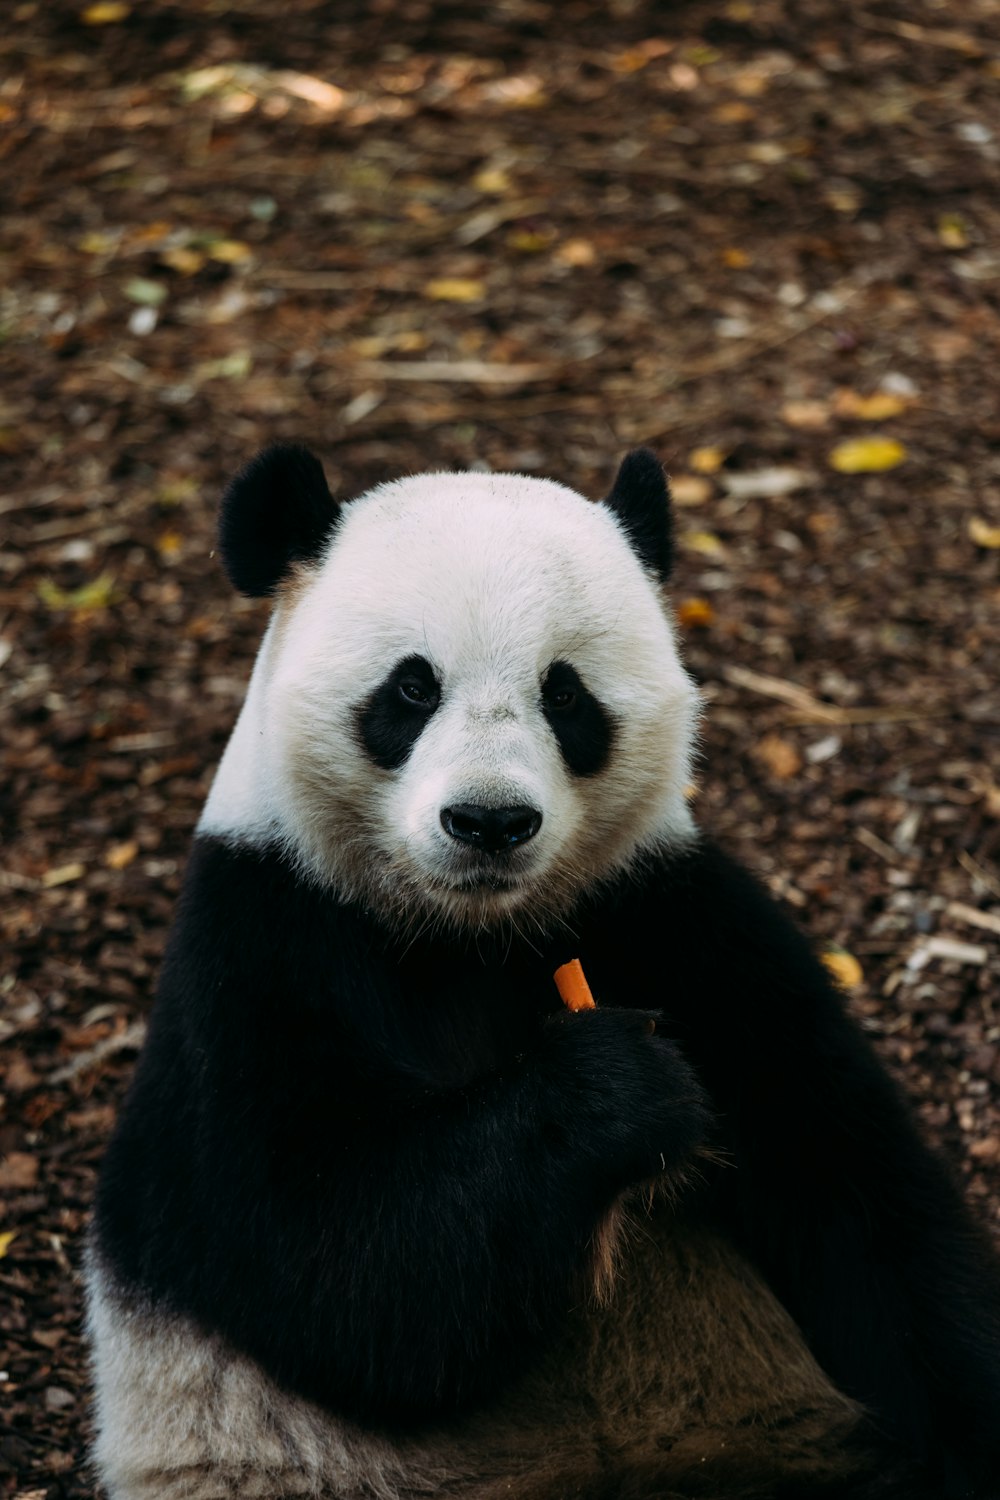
xmin=721 ymin=665 xmax=950 ymax=728
xmin=49 ymin=1020 xmax=147 ymax=1085
xmin=958 ymin=851 xmax=1000 ymax=903
xmin=855 ymin=828 xmax=901 ymax=864
xmin=352 ymin=359 xmax=558 ymax=384
xmin=946 ymin=902 xmax=1000 ymax=939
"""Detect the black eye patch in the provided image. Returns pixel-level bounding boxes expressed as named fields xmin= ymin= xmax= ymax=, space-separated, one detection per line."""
xmin=356 ymin=655 xmax=441 ymax=771
xmin=541 ymin=661 xmax=615 ymax=777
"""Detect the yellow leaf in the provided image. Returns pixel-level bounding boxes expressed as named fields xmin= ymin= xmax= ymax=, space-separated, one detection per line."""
xmin=156 ymin=531 xmax=184 ymax=562
xmin=828 ymin=437 xmax=907 ymax=474
xmin=79 ymin=230 xmax=118 ymax=255
xmin=0 ymin=1231 xmax=16 ymax=1258
xmin=822 ymin=947 xmax=864 ymax=990
xmin=781 ymin=399 xmax=830 ymax=430
xmin=555 ymin=238 xmax=596 ymax=267
xmin=473 ymin=167 xmax=511 ymax=194
xmin=721 ymin=246 xmax=750 ymax=268
xmin=753 ymin=734 xmax=802 ymax=779
xmin=207 ymin=240 xmax=253 ymax=265
xmin=968 ymin=516 xmax=1000 ymax=549
xmin=681 ymin=529 xmax=726 ymax=559
xmin=160 ymin=246 xmax=205 ymax=275
xmin=506 ymin=227 xmax=556 ymax=254
xmin=105 ymin=840 xmax=139 ymax=870
xmin=423 ymin=278 xmax=486 ymax=303
xmin=670 ymin=474 xmax=712 ymax=506
xmin=938 ymin=213 xmax=968 ymax=250
xmin=689 ymin=446 xmax=724 ymax=474
xmin=42 ymin=862 xmax=86 ymax=888
xmin=82 ymin=2 xmax=130 ymax=21
xmin=676 ymin=597 xmax=715 ymax=628
xmin=834 ymin=389 xmax=910 ymax=420
xmin=38 ymin=572 xmax=118 ymax=612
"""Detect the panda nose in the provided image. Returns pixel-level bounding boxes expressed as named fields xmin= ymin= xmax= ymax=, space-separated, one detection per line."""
xmin=440 ymin=804 xmax=542 ymax=853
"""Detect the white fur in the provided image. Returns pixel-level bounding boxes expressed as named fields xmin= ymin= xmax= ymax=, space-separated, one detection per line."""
xmin=199 ymin=471 xmax=698 ymax=931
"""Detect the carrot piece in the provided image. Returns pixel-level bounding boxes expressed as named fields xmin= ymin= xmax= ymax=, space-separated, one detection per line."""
xmin=554 ymin=958 xmax=596 ymax=1012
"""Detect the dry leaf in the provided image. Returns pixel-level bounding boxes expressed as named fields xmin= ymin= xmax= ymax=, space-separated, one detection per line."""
xmin=207 ymin=240 xmax=253 ymax=265
xmin=822 ymin=948 xmax=864 ymax=990
xmin=42 ymin=862 xmax=86 ymax=888
xmin=124 ymin=277 xmax=167 ymax=306
xmin=753 ymin=734 xmax=802 ymax=779
xmin=423 ymin=278 xmax=486 ymax=302
xmin=82 ymin=2 xmax=130 ymax=21
xmin=0 ymin=1152 xmax=39 ymax=1190
xmin=0 ymin=1230 xmax=16 ymax=1258
xmin=670 ymin=474 xmax=712 ymax=506
xmin=38 ymin=572 xmax=118 ymax=611
xmin=721 ymin=246 xmax=750 ymax=268
xmin=554 ymin=238 xmax=596 ymax=267
xmin=829 ymin=437 xmax=907 ymax=473
xmin=676 ymin=598 xmax=715 ymax=628
xmin=968 ymin=516 xmax=1000 ymax=549
xmin=680 ymin=529 xmax=726 ymax=559
xmin=781 ymin=399 xmax=830 ymax=429
xmin=938 ymin=214 xmax=968 ymax=250
xmin=473 ymin=167 xmax=512 ymax=194
xmin=689 ymin=446 xmax=724 ymax=473
xmin=105 ymin=841 xmax=139 ymax=871
xmin=156 ymin=531 xmax=183 ymax=562
xmin=833 ymin=389 xmax=910 ymax=420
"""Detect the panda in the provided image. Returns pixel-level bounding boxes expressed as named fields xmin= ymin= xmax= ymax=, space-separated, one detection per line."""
xmin=87 ymin=444 xmax=1000 ymax=1500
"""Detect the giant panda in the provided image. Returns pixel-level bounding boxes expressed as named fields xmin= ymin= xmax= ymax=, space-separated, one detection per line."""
xmin=87 ymin=445 xmax=1000 ymax=1500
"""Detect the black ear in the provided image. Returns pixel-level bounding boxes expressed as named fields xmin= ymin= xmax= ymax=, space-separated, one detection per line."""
xmin=219 ymin=444 xmax=339 ymax=597
xmin=602 ymin=448 xmax=673 ymax=582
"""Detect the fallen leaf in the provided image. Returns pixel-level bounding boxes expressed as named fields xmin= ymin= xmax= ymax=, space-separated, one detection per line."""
xmin=833 ymin=389 xmax=910 ymax=420
xmin=689 ymin=446 xmax=725 ymax=473
xmin=41 ymin=862 xmax=86 ymax=888
xmin=968 ymin=516 xmax=1000 ymax=549
xmin=0 ymin=1152 xmax=39 ymax=1190
xmin=0 ymin=1230 xmax=16 ymax=1258
xmin=822 ymin=947 xmax=864 ymax=990
xmin=105 ymin=840 xmax=139 ymax=871
xmin=423 ymin=278 xmax=486 ymax=302
xmin=506 ymin=226 xmax=557 ymax=253
xmin=938 ymin=213 xmax=968 ymax=249
xmin=829 ymin=437 xmax=907 ymax=473
xmin=753 ymin=734 xmax=802 ymax=779
xmin=124 ymin=277 xmax=167 ymax=306
xmin=781 ymin=399 xmax=830 ymax=429
xmin=473 ymin=167 xmax=512 ymax=194
xmin=207 ymin=239 xmax=253 ymax=264
xmin=670 ymin=474 xmax=712 ymax=506
xmin=722 ymin=466 xmax=815 ymax=499
xmin=676 ymin=597 xmax=715 ymax=627
xmin=554 ymin=238 xmax=596 ymax=267
xmin=721 ymin=246 xmax=750 ymax=268
xmin=276 ymin=72 xmax=344 ymax=114
xmin=38 ymin=572 xmax=118 ymax=611
xmin=160 ymin=246 xmax=205 ymax=275
xmin=82 ymin=1 xmax=130 ymax=21
xmin=680 ymin=529 xmax=726 ymax=559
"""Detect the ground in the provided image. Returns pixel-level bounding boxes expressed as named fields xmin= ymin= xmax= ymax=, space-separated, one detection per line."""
xmin=1 ymin=0 xmax=999 ymax=1494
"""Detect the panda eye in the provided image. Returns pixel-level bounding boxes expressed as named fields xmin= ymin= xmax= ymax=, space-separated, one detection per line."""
xmin=544 ymin=686 xmax=576 ymax=711
xmin=398 ymin=675 xmax=438 ymax=710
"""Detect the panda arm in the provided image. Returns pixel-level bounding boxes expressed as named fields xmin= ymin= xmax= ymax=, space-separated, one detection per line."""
xmin=95 ymin=837 xmax=709 ymax=1427
xmin=635 ymin=840 xmax=1000 ymax=1493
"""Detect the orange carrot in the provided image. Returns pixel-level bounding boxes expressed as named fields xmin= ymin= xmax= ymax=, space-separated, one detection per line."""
xmin=554 ymin=958 xmax=596 ymax=1012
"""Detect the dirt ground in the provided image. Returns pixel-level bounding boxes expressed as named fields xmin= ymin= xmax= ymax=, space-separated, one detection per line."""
xmin=2 ymin=0 xmax=999 ymax=1494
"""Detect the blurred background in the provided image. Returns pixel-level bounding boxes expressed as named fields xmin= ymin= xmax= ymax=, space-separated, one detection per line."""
xmin=1 ymin=0 xmax=999 ymax=1490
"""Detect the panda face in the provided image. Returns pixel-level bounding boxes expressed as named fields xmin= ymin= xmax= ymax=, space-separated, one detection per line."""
xmin=200 ymin=462 xmax=699 ymax=933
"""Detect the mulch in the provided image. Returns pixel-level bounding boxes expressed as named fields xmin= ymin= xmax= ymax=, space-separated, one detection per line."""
xmin=1 ymin=1 xmax=999 ymax=1494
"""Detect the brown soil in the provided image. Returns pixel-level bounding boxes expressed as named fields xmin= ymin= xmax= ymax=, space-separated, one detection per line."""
xmin=1 ymin=1 xmax=999 ymax=1494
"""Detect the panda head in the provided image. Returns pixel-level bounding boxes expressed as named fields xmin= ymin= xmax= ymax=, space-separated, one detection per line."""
xmin=200 ymin=445 xmax=699 ymax=933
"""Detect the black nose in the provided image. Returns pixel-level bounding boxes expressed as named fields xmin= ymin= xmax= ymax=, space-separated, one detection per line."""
xmin=440 ymin=804 xmax=542 ymax=853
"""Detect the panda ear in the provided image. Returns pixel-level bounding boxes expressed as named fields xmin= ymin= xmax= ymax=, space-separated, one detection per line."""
xmin=219 ymin=444 xmax=339 ymax=597
xmin=602 ymin=448 xmax=673 ymax=582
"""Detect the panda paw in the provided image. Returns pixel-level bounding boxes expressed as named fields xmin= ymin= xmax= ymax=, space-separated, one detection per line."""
xmin=540 ymin=1006 xmax=711 ymax=1190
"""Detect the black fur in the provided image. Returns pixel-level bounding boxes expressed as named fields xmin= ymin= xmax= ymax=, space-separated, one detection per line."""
xmin=603 ymin=447 xmax=673 ymax=581
xmin=541 ymin=659 xmax=616 ymax=776
xmin=356 ymin=654 xmax=441 ymax=771
xmin=219 ymin=443 xmax=338 ymax=596
xmin=94 ymin=834 xmax=1000 ymax=1494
